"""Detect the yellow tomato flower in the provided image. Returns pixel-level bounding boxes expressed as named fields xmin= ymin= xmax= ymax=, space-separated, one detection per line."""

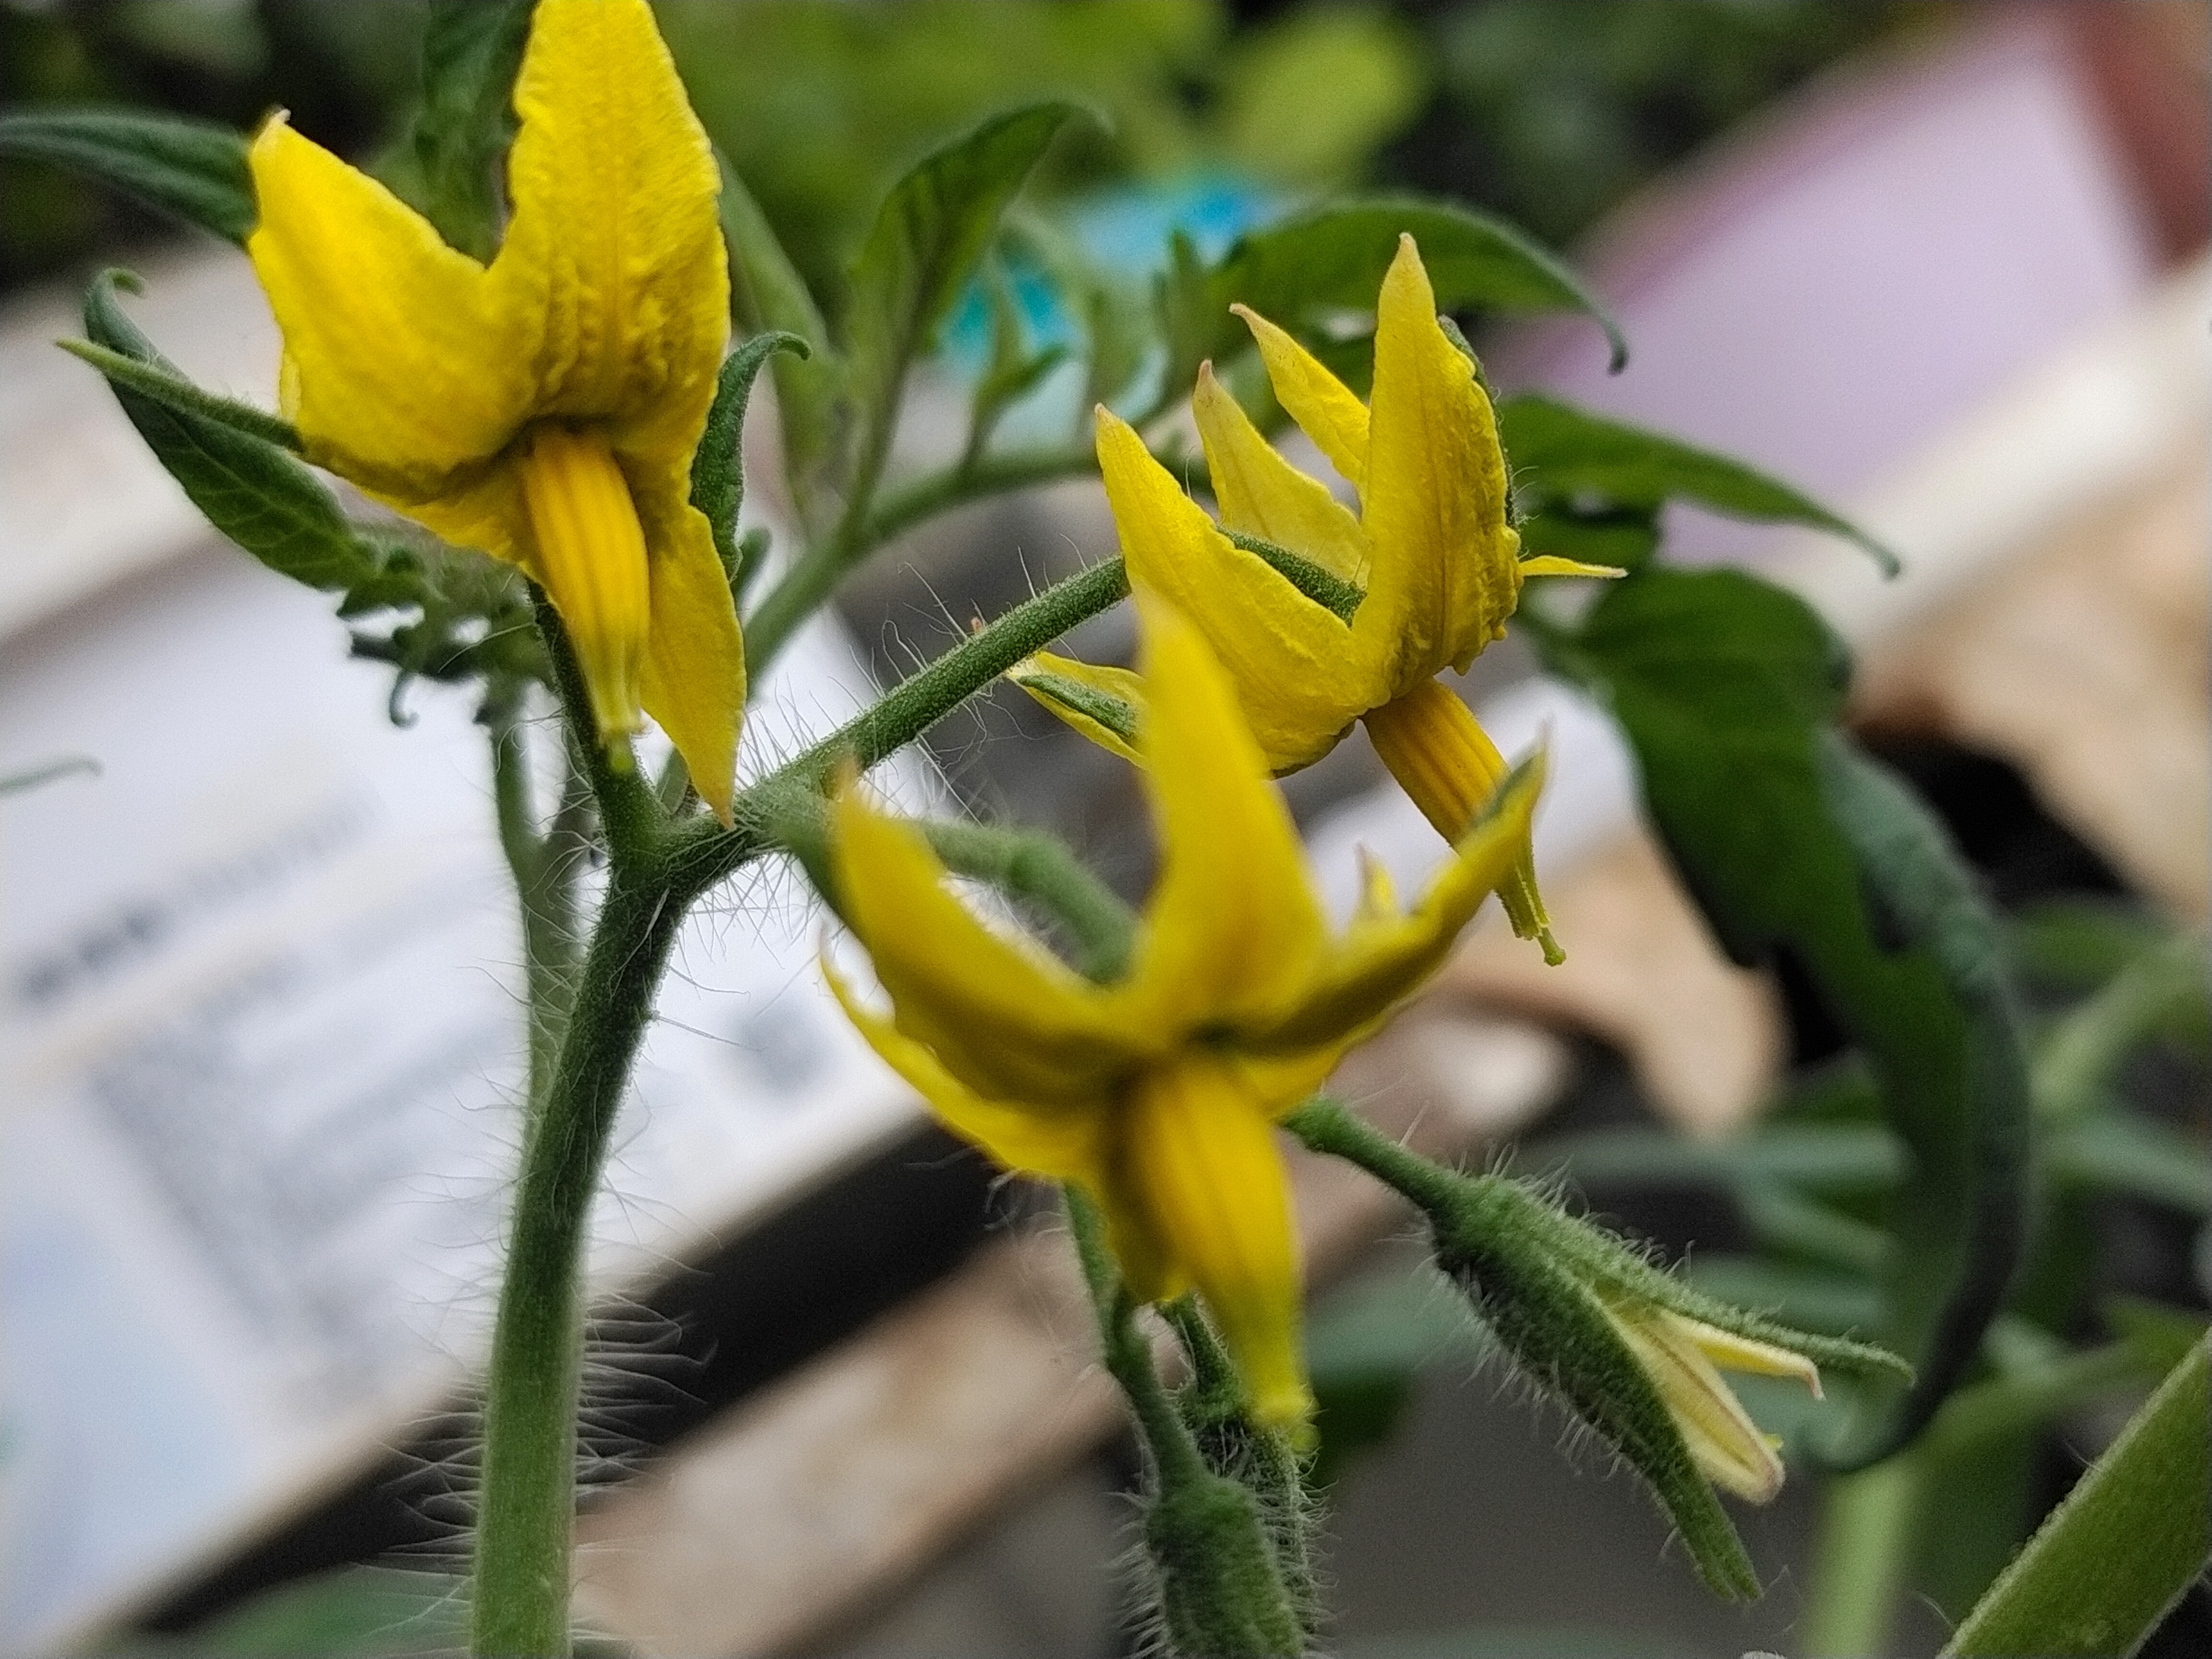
xmin=1022 ymin=234 xmax=1615 ymax=961
xmin=825 ymin=592 xmax=1542 ymax=1426
xmin=244 ymin=0 xmax=744 ymax=819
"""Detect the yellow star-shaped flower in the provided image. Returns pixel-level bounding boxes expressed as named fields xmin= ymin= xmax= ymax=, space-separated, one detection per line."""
xmin=1021 ymin=235 xmax=1615 ymax=960
xmin=826 ymin=591 xmax=1542 ymax=1426
xmin=245 ymin=0 xmax=744 ymax=817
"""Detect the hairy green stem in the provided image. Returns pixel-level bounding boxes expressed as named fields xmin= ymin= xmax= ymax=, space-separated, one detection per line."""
xmin=472 ymin=871 xmax=686 ymax=1659
xmin=1284 ymin=1094 xmax=1465 ymax=1215
xmin=486 ymin=687 xmax=584 ymax=1112
xmin=924 ymin=817 xmax=1136 ymax=983
xmin=1063 ymin=1189 xmax=1303 ymax=1657
xmin=1942 ymin=1337 xmax=2211 ymax=1658
xmin=665 ymin=557 xmax=1130 ymax=898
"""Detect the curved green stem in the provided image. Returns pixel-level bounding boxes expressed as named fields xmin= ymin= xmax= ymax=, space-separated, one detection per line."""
xmin=1942 ymin=1337 xmax=2211 ymax=1658
xmin=1801 ymin=1457 xmax=1921 ymax=1657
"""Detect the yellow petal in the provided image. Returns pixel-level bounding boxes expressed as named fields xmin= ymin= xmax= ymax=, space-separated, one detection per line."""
xmin=1675 ymin=1314 xmax=1824 ymax=1398
xmin=246 ymin=117 xmax=531 ymax=501
xmin=1604 ymin=1301 xmax=1789 ymax=1504
xmin=1005 ymin=652 xmax=1147 ymax=765
xmin=1124 ymin=590 xmax=1325 ymax=1028
xmin=631 ymin=468 xmax=745 ymax=823
xmin=1243 ymin=752 xmax=1541 ymax=1052
xmin=1119 ymin=1055 xmax=1313 ymax=1425
xmin=1095 ymin=408 xmax=1368 ymax=769
xmin=516 ymin=424 xmax=650 ymax=752
xmin=1357 ymin=234 xmax=1521 ymax=693
xmin=1192 ymin=362 xmax=1369 ymax=583
xmin=494 ymin=0 xmax=728 ymax=456
xmin=1231 ymin=303 xmax=1370 ymax=494
xmin=832 ymin=776 xmax=1140 ymax=1103
xmin=1519 ymin=554 xmax=1627 ymax=580
xmin=823 ymin=950 xmax=1107 ymax=1181
xmin=1361 ymin=679 xmax=1559 ymax=961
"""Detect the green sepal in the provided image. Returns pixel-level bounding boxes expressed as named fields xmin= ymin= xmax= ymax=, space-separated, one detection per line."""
xmin=1499 ymin=394 xmax=1898 ymax=576
xmin=1013 ymin=669 xmax=1142 ymax=748
xmin=1142 ymin=1471 xmax=1305 ymax=1659
xmin=57 ymin=337 xmax=303 ymax=452
xmin=690 ymin=331 xmax=812 ymax=582
xmin=80 ymin=270 xmax=376 ymax=594
xmin=0 ymin=109 xmax=254 ymax=245
xmin=1221 ymin=528 xmax=1364 ymax=623
xmin=716 ymin=152 xmax=843 ymax=505
xmin=1433 ymin=1177 xmax=1763 ymax=1601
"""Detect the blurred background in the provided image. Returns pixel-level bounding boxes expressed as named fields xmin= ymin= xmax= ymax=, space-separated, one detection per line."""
xmin=2 ymin=2 xmax=2206 ymax=1655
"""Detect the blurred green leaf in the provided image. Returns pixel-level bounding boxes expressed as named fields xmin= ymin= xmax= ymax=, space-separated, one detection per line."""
xmin=1498 ymin=394 xmax=1897 ymax=575
xmin=963 ymin=265 xmax=1069 ymax=469
xmin=2045 ymin=1114 xmax=2212 ymax=1215
xmin=843 ymin=100 xmax=1084 ymax=484
xmin=156 ymin=1566 xmax=467 ymax=1656
xmin=0 ymin=109 xmax=253 ymax=244
xmin=1214 ymin=6 xmax=1426 ymax=187
xmin=1532 ymin=1121 xmax=1903 ymax=1193
xmin=1208 ymin=196 xmax=1627 ymax=374
xmin=81 ymin=270 xmax=378 ymax=594
xmin=717 ymin=151 xmax=844 ymax=505
xmin=389 ymin=0 xmax=532 ymax=262
xmin=1686 ymin=1256 xmax=1882 ymax=1336
xmin=1539 ymin=569 xmax=2031 ymax=1467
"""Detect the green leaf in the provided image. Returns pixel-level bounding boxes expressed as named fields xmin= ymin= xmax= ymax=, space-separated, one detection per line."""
xmin=690 ymin=330 xmax=811 ymax=583
xmin=1498 ymin=394 xmax=1898 ymax=576
xmin=82 ymin=271 xmax=378 ymax=594
xmin=393 ymin=0 xmax=533 ymax=262
xmin=717 ymin=151 xmax=844 ymax=503
xmin=1942 ymin=1337 xmax=2210 ymax=1658
xmin=1540 ymin=569 xmax=2031 ymax=1466
xmin=1209 ymin=196 xmax=1628 ymax=373
xmin=57 ymin=338 xmax=302 ymax=452
xmin=1304 ymin=1268 xmax=1488 ymax=1487
xmin=842 ymin=102 xmax=1083 ymax=473
xmin=0 ymin=109 xmax=254 ymax=245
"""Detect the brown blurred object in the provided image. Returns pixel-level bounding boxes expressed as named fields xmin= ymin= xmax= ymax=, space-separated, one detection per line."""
xmin=1855 ymin=433 xmax=2210 ymax=921
xmin=574 ymin=1017 xmax=1570 ymax=1657
xmin=2055 ymin=0 xmax=2212 ymax=262
xmin=1437 ymin=834 xmax=1788 ymax=1140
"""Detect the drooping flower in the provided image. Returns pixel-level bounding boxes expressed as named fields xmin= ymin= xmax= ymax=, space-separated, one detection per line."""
xmin=1016 ymin=234 xmax=1617 ymax=961
xmin=1426 ymin=1168 xmax=1910 ymax=1598
xmin=245 ymin=0 xmax=744 ymax=818
xmin=825 ymin=591 xmax=1543 ymax=1426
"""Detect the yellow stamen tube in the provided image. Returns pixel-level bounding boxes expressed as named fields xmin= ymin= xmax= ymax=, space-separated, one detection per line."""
xmin=1362 ymin=679 xmax=1562 ymax=963
xmin=517 ymin=424 xmax=653 ymax=756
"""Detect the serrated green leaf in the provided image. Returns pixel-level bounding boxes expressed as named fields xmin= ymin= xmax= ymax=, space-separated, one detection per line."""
xmin=691 ymin=330 xmax=811 ymax=585
xmin=1209 ymin=196 xmax=1627 ymax=373
xmin=0 ymin=109 xmax=254 ymax=245
xmin=82 ymin=271 xmax=379 ymax=594
xmin=717 ymin=151 xmax=843 ymax=503
xmin=57 ymin=338 xmax=302 ymax=451
xmin=842 ymin=102 xmax=1083 ymax=477
xmin=1539 ymin=569 xmax=2030 ymax=1467
xmin=1499 ymin=394 xmax=1898 ymax=575
xmin=391 ymin=0 xmax=533 ymax=261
